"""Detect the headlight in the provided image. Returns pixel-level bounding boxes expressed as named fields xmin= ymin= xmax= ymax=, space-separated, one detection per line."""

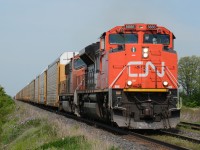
xmin=143 ymin=53 xmax=148 ymax=58
xmin=163 ymin=81 xmax=169 ymax=86
xmin=142 ymin=47 xmax=149 ymax=58
xmin=143 ymin=47 xmax=149 ymax=53
xmin=127 ymin=80 xmax=132 ymax=86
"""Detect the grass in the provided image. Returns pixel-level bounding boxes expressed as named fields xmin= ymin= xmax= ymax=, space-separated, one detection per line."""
xmin=0 ymin=91 xmax=15 ymax=143
xmin=1 ymin=113 xmax=93 ymax=150
xmin=36 ymin=136 xmax=91 ymax=150
xmin=1 ymin=87 xmax=118 ymax=150
xmin=181 ymin=106 xmax=200 ymax=123
xmin=1 ymin=96 xmax=199 ymax=150
xmin=0 ymin=106 xmax=93 ymax=150
xmin=1 ymin=118 xmax=58 ymax=150
xmin=0 ymin=101 xmax=118 ymax=150
xmin=109 ymin=146 xmax=120 ymax=150
xmin=177 ymin=126 xmax=200 ymax=134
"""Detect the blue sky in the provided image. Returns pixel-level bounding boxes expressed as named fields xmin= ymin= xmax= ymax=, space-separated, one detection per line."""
xmin=0 ymin=0 xmax=200 ymax=96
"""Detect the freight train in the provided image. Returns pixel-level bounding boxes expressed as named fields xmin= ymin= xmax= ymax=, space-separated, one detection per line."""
xmin=16 ymin=23 xmax=181 ymax=129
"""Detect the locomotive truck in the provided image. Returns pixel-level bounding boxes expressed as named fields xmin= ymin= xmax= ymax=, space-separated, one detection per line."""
xmin=16 ymin=23 xmax=181 ymax=129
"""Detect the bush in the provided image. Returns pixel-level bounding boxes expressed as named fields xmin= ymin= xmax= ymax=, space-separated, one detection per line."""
xmin=180 ymin=92 xmax=200 ymax=107
xmin=0 ymin=85 xmax=15 ymax=135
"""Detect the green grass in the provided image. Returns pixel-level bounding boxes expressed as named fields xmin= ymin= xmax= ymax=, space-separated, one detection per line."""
xmin=177 ymin=126 xmax=200 ymax=134
xmin=1 ymin=118 xmax=58 ymax=150
xmin=36 ymin=136 xmax=91 ymax=150
xmin=181 ymin=106 xmax=200 ymax=123
xmin=109 ymin=146 xmax=120 ymax=150
xmin=0 ymin=110 xmax=94 ymax=150
xmin=0 ymin=89 xmax=15 ymax=140
xmin=0 ymin=87 xmax=117 ymax=150
xmin=0 ymin=102 xmax=118 ymax=150
xmin=2 ymin=119 xmax=42 ymax=144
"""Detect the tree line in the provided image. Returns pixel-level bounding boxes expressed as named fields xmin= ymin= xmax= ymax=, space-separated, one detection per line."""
xmin=178 ymin=56 xmax=200 ymax=107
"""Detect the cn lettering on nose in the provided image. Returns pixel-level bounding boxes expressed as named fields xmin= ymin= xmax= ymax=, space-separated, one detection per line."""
xmin=127 ymin=61 xmax=165 ymax=77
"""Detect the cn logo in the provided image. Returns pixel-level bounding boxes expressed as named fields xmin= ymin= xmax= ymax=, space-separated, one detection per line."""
xmin=127 ymin=61 xmax=165 ymax=77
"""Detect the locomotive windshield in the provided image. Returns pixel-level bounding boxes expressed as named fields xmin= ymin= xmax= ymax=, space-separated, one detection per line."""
xmin=143 ymin=34 xmax=170 ymax=45
xmin=109 ymin=34 xmax=138 ymax=44
xmin=74 ymin=58 xmax=86 ymax=70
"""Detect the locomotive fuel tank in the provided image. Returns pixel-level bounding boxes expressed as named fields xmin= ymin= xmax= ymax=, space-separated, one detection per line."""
xmin=82 ymin=94 xmax=102 ymax=119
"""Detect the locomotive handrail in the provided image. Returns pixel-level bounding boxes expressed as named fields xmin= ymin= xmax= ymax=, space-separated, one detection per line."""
xmin=166 ymin=71 xmax=178 ymax=88
xmin=165 ymin=66 xmax=182 ymax=109
xmin=109 ymin=65 xmax=128 ymax=108
xmin=165 ymin=66 xmax=179 ymax=88
xmin=176 ymin=97 xmax=182 ymax=109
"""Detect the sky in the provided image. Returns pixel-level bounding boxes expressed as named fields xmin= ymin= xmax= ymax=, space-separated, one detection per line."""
xmin=0 ymin=0 xmax=200 ymax=96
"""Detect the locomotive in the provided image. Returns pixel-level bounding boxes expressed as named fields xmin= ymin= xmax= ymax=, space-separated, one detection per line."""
xmin=16 ymin=23 xmax=181 ymax=129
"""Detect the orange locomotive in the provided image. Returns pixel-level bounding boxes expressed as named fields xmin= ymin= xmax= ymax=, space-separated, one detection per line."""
xmin=69 ymin=23 xmax=181 ymax=129
xmin=16 ymin=23 xmax=181 ymax=129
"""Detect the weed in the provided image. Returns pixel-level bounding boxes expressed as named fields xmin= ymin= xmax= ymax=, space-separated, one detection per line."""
xmin=109 ymin=145 xmax=120 ymax=150
xmin=1 ymin=119 xmax=42 ymax=144
xmin=36 ymin=136 xmax=91 ymax=150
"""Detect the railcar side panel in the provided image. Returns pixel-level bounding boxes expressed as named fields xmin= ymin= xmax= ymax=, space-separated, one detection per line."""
xmin=34 ymin=76 xmax=39 ymax=103
xmin=39 ymin=71 xmax=47 ymax=104
xmin=30 ymin=80 xmax=35 ymax=101
xmin=47 ymin=62 xmax=59 ymax=107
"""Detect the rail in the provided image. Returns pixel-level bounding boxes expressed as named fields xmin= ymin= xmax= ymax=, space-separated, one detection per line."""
xmin=178 ymin=121 xmax=200 ymax=131
xmin=160 ymin=130 xmax=200 ymax=144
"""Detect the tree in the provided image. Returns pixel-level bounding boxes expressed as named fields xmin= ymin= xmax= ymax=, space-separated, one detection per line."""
xmin=178 ymin=56 xmax=200 ymax=107
xmin=178 ymin=56 xmax=200 ymax=95
xmin=0 ymin=85 xmax=6 ymax=96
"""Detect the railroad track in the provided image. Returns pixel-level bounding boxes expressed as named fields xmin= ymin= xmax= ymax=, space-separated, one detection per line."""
xmin=178 ymin=121 xmax=200 ymax=131
xmin=61 ymin=112 xmax=190 ymax=150
xmin=126 ymin=131 xmax=189 ymax=150
xmin=26 ymin=102 xmax=190 ymax=150
xmin=160 ymin=130 xmax=200 ymax=144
